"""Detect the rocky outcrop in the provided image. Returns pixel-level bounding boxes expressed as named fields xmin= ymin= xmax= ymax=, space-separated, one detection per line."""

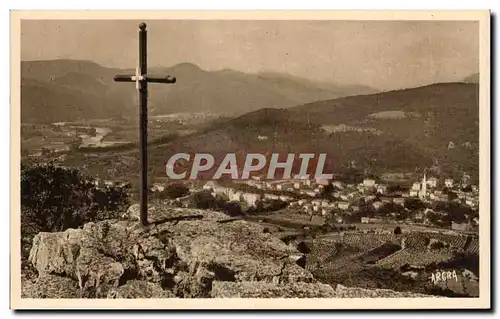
xmin=27 ymin=204 xmax=315 ymax=298
xmin=25 ymin=204 xmax=438 ymax=299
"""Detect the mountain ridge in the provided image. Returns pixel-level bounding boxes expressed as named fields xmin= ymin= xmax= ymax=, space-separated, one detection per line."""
xmin=21 ymin=59 xmax=378 ymax=123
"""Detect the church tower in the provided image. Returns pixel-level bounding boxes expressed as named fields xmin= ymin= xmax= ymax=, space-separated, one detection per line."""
xmin=419 ymin=171 xmax=427 ymax=199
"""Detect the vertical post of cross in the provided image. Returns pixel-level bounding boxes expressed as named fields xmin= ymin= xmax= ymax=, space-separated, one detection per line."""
xmin=138 ymin=23 xmax=148 ymax=226
xmin=113 ymin=22 xmax=176 ymax=226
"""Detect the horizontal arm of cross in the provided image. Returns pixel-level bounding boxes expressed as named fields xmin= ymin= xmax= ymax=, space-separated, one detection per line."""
xmin=113 ymin=74 xmax=177 ymax=84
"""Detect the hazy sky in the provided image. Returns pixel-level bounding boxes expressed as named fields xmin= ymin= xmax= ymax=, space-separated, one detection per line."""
xmin=21 ymin=20 xmax=479 ymax=90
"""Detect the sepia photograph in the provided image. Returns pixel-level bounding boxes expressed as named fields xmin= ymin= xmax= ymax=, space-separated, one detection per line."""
xmin=10 ymin=10 xmax=491 ymax=310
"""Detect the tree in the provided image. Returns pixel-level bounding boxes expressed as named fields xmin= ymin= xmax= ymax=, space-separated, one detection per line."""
xmin=321 ymin=182 xmax=334 ymax=199
xmin=223 ymin=201 xmax=243 ymax=217
xmin=461 ymin=185 xmax=473 ymax=193
xmin=404 ymin=198 xmax=425 ymax=211
xmin=192 ymin=191 xmax=216 ymax=209
xmin=430 ymin=241 xmax=446 ymax=250
xmin=447 ymin=191 xmax=459 ymax=201
xmin=427 ymin=212 xmax=441 ymax=226
xmin=21 ymin=162 xmax=129 ymax=235
xmin=394 ymin=226 xmax=402 ymax=235
xmin=164 ymin=183 xmax=190 ymax=199
xmin=387 ymin=184 xmax=404 ymax=193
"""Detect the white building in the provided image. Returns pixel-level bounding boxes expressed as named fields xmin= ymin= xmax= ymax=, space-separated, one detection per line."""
xmin=276 ymin=182 xmax=294 ymax=191
xmin=315 ymin=178 xmax=330 ymax=186
xmin=303 ymin=204 xmax=313 ymax=212
xmin=445 ymin=179 xmax=454 ymax=188
xmin=337 ymin=202 xmax=350 ymax=210
xmin=363 ymin=179 xmax=376 ymax=187
xmin=264 ymin=193 xmax=279 ymax=200
xmin=151 ymin=183 xmax=165 ymax=192
xmin=426 ymin=177 xmax=438 ymax=188
xmin=348 ymin=192 xmax=358 ymax=200
xmin=451 ymin=221 xmax=470 ymax=232
xmin=409 ymin=190 xmax=419 ymax=197
xmin=203 ymin=181 xmax=217 ymax=191
xmin=241 ymin=192 xmax=261 ymax=207
xmin=332 ymin=181 xmax=344 ymax=189
xmin=212 ymin=185 xmax=229 ymax=196
xmin=245 ymin=180 xmax=260 ymax=187
xmin=393 ymin=198 xmax=405 ymax=206
xmin=298 ymin=199 xmax=309 ymax=206
xmin=373 ymin=201 xmax=384 ymax=210
xmin=377 ymin=185 xmax=387 ymax=194
xmin=279 ymin=195 xmax=292 ymax=202
xmin=228 ymin=189 xmax=242 ymax=202
xmin=311 ymin=199 xmax=322 ymax=206
xmin=104 ymin=180 xmax=114 ymax=187
xmin=365 ymin=195 xmax=376 ymax=201
xmin=303 ymin=191 xmax=316 ymax=197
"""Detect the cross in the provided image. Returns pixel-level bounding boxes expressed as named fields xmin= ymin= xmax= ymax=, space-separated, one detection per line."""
xmin=113 ymin=22 xmax=176 ymax=226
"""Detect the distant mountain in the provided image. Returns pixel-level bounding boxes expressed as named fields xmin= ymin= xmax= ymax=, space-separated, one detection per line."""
xmin=462 ymin=73 xmax=479 ymax=84
xmin=257 ymin=71 xmax=376 ymax=96
xmin=21 ymin=60 xmax=132 ymax=123
xmin=20 ymin=59 xmax=376 ymax=123
xmin=21 ymin=77 xmax=124 ymax=123
xmin=146 ymin=82 xmax=479 ymax=181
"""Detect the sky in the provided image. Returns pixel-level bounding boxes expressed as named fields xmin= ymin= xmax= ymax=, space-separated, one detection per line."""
xmin=21 ymin=20 xmax=479 ymax=91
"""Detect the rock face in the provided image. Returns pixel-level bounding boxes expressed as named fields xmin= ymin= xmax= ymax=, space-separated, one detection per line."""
xmin=27 ymin=204 xmax=316 ymax=298
xmin=26 ymin=204 xmax=437 ymax=299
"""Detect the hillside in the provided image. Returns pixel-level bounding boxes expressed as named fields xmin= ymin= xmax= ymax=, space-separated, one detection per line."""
xmin=20 ymin=59 xmax=376 ymax=123
xmin=463 ymin=73 xmax=479 ymax=84
xmin=141 ymin=83 xmax=478 ymax=181
xmin=288 ymin=83 xmax=479 ymax=177
xmin=21 ymin=78 xmax=128 ymax=123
